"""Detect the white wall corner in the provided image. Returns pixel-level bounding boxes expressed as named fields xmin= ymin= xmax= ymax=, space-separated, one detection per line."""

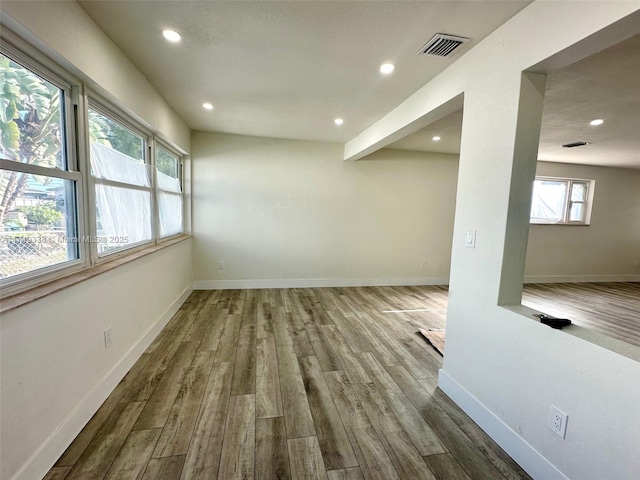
xmin=12 ymin=284 xmax=193 ymax=480
xmin=438 ymin=369 xmax=569 ymax=480
xmin=193 ymin=277 xmax=449 ymax=290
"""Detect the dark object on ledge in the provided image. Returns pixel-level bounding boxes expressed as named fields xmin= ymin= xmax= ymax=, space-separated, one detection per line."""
xmin=534 ymin=314 xmax=572 ymax=329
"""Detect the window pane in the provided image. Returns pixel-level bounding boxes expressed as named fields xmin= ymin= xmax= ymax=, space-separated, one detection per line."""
xmin=156 ymin=147 xmax=178 ymax=178
xmin=90 ymin=142 xmax=151 ymax=187
xmin=157 ymin=170 xmax=181 ymax=193
xmin=88 ymin=108 xmax=144 ymax=162
xmin=569 ymin=203 xmax=585 ymax=222
xmin=530 ymin=180 xmax=567 ymax=223
xmin=571 ymin=182 xmax=587 ymax=202
xmin=158 ymin=192 xmax=183 ymax=238
xmin=95 ymin=184 xmax=151 ymax=255
xmin=0 ymin=169 xmax=77 ymax=279
xmin=0 ymin=54 xmax=66 ymax=170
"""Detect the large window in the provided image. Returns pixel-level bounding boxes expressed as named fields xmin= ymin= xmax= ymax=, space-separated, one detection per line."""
xmin=0 ymin=39 xmax=186 ymax=295
xmin=0 ymin=52 xmax=81 ymax=284
xmin=530 ymin=177 xmax=593 ymax=225
xmin=88 ymin=106 xmax=152 ymax=256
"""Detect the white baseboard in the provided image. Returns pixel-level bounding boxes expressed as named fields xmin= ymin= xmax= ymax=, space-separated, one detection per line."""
xmin=438 ymin=369 xmax=568 ymax=480
xmin=524 ymin=274 xmax=640 ymax=283
xmin=12 ymin=284 xmax=193 ymax=480
xmin=193 ymin=277 xmax=449 ymax=290
xmin=193 ymin=275 xmax=640 ymax=289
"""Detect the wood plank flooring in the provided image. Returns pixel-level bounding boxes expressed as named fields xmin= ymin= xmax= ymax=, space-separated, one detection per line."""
xmin=522 ymin=282 xmax=640 ymax=347
xmin=47 ymin=286 xmax=531 ymax=480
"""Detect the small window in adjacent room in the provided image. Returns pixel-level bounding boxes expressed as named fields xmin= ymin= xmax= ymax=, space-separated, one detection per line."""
xmin=530 ymin=177 xmax=593 ymax=225
xmin=155 ymin=146 xmax=183 ymax=238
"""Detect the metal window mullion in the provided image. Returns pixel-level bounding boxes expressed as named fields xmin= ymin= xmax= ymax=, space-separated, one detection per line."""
xmin=67 ymin=86 xmax=91 ymax=266
xmin=562 ymin=180 xmax=572 ymax=224
xmin=150 ymin=138 xmax=160 ymax=244
xmin=157 ymin=189 xmax=183 ymax=196
xmin=82 ymin=100 xmax=100 ymax=265
xmin=76 ymin=88 xmax=97 ymax=266
xmin=93 ymin=177 xmax=153 ymax=192
xmin=65 ymin=84 xmax=87 ymax=268
xmin=0 ymin=159 xmax=81 ymax=181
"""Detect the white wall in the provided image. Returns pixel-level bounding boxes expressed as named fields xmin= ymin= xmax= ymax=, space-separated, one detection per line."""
xmin=0 ymin=240 xmax=192 ymax=480
xmin=191 ymin=130 xmax=638 ymax=288
xmin=192 ymin=132 xmax=458 ymax=287
xmin=526 ymin=162 xmax=640 ymax=281
xmin=0 ymin=3 xmax=194 ymax=480
xmin=345 ymin=2 xmax=640 ymax=480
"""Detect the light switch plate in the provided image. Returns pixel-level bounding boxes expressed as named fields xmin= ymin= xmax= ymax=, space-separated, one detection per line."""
xmin=466 ymin=229 xmax=477 ymax=248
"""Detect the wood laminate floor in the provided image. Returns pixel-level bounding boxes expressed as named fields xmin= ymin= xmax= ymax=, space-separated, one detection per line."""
xmin=522 ymin=282 xmax=640 ymax=348
xmin=45 ymin=286 xmax=531 ymax=480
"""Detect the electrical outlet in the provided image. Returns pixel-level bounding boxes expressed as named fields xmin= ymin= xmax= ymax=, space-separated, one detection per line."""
xmin=218 ymin=260 xmax=224 ymax=270
xmin=421 ymin=259 xmax=428 ymax=268
xmin=104 ymin=328 xmax=112 ymax=349
xmin=549 ymin=406 xmax=568 ymax=438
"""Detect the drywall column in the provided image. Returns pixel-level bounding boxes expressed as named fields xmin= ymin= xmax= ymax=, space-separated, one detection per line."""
xmin=498 ymin=73 xmax=546 ymax=305
xmin=446 ymin=71 xmax=545 ymax=306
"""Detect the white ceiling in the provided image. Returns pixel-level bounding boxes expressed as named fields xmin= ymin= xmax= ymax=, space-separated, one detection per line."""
xmin=537 ymin=34 xmax=640 ymax=169
xmin=78 ymin=0 xmax=529 ymax=143
xmin=387 ymin=109 xmax=463 ymax=155
xmin=388 ymin=34 xmax=640 ymax=169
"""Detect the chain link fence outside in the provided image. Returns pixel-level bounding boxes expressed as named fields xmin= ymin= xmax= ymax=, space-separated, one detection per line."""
xmin=0 ymin=230 xmax=70 ymax=279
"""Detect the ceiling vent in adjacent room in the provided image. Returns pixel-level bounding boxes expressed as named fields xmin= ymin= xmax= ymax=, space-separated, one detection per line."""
xmin=418 ymin=33 xmax=470 ymax=57
xmin=561 ymin=141 xmax=591 ymax=148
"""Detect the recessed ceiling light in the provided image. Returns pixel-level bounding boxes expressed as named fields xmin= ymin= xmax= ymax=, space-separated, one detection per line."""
xmin=432 ymin=136 xmax=441 ymax=141
xmin=202 ymin=103 xmax=214 ymax=110
xmin=589 ymin=118 xmax=604 ymax=126
xmin=334 ymin=118 xmax=344 ymax=126
xmin=162 ymin=29 xmax=182 ymax=43
xmin=380 ymin=63 xmax=396 ymax=75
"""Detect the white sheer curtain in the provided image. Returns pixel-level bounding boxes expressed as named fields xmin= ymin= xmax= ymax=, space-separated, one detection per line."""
xmin=90 ymin=142 xmax=150 ymax=186
xmin=90 ymin=142 xmax=152 ymax=253
xmin=156 ymin=169 xmax=183 ymax=238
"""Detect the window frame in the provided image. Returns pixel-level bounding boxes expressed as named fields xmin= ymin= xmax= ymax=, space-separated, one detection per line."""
xmin=86 ymin=96 xmax=155 ymax=263
xmin=530 ymin=176 xmax=594 ymax=226
xmin=0 ymin=39 xmax=89 ymax=295
xmin=154 ymin=140 xmax=185 ymax=240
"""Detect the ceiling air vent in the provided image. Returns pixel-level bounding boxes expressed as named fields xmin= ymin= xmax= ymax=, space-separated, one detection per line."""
xmin=561 ymin=141 xmax=591 ymax=148
xmin=418 ymin=33 xmax=470 ymax=57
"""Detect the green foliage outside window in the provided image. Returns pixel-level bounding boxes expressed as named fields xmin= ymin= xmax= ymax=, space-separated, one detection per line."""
xmin=17 ymin=201 xmax=62 ymax=228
